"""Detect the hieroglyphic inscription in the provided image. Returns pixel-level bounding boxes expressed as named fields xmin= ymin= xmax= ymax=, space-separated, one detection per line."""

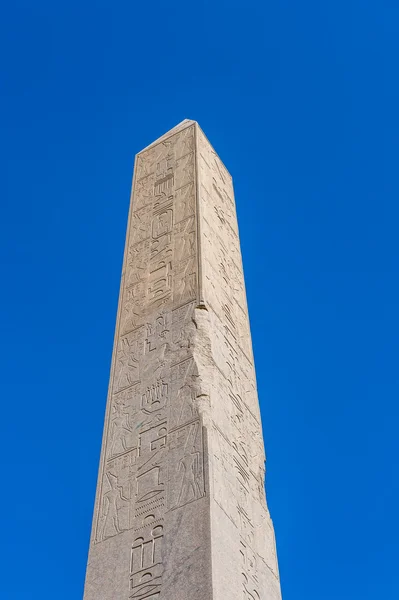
xmin=198 ymin=128 xmax=252 ymax=362
xmin=167 ymin=420 xmax=205 ymax=510
xmin=84 ymin=121 xmax=281 ymax=600
xmin=120 ymin=124 xmax=198 ymax=333
xmin=130 ymin=523 xmax=164 ymax=599
xmin=196 ymin=128 xmax=281 ymax=598
xmin=88 ymin=118 xmax=210 ymax=600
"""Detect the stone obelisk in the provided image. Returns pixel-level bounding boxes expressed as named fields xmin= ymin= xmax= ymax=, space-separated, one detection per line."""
xmin=83 ymin=120 xmax=282 ymax=600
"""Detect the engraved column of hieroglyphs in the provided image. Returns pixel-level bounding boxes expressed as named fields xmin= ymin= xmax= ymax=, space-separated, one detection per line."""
xmin=92 ymin=123 xmax=200 ymax=600
xmin=197 ymin=127 xmax=279 ymax=599
xmin=197 ymin=129 xmax=250 ymax=358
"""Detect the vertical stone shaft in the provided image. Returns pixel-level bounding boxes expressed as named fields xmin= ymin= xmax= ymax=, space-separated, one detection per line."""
xmin=83 ymin=120 xmax=282 ymax=600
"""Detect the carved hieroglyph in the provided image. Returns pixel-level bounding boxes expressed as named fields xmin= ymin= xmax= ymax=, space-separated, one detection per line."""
xmin=83 ymin=120 xmax=282 ymax=600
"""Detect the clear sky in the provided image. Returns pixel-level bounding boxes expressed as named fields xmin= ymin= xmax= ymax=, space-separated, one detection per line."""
xmin=1 ymin=1 xmax=398 ymax=599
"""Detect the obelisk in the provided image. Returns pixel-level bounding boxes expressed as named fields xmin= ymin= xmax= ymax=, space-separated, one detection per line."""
xmin=83 ymin=120 xmax=282 ymax=600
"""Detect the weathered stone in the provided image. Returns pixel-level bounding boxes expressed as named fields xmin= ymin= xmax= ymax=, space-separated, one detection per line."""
xmin=83 ymin=120 xmax=282 ymax=600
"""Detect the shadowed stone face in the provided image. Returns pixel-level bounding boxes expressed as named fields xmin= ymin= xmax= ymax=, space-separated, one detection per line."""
xmin=83 ymin=120 xmax=282 ymax=600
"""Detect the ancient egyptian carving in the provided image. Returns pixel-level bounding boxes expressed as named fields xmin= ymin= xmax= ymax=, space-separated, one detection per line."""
xmin=85 ymin=122 xmax=282 ymax=600
xmin=167 ymin=420 xmax=205 ymax=510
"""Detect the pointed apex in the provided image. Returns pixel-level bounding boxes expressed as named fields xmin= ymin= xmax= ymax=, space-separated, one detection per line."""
xmin=138 ymin=119 xmax=197 ymax=154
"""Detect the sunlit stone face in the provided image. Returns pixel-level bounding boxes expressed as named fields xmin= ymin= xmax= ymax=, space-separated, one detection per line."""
xmin=83 ymin=120 xmax=282 ymax=600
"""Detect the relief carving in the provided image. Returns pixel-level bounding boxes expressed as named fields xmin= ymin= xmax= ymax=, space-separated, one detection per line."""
xmin=151 ymin=207 xmax=173 ymax=239
xmin=134 ymin=176 xmax=154 ymax=210
xmin=169 ymin=383 xmax=198 ymax=429
xmin=115 ymin=331 xmax=143 ymax=393
xmin=174 ymin=153 xmax=194 ymax=191
xmin=108 ymin=392 xmax=136 ymax=458
xmin=147 ymin=261 xmax=172 ymax=309
xmin=121 ymin=300 xmax=141 ymax=336
xmin=141 ymin=380 xmax=168 ymax=414
xmin=167 ymin=421 xmax=205 ymax=510
xmin=174 ymin=216 xmax=196 ymax=263
xmin=145 ymin=314 xmax=170 ymax=354
xmin=131 ymin=206 xmax=152 ymax=245
xmin=136 ymin=466 xmax=164 ymax=504
xmin=174 ymin=183 xmax=195 ymax=223
xmin=127 ymin=239 xmax=150 ymax=287
xmin=96 ymin=448 xmax=136 ymax=543
xmin=130 ymin=525 xmax=164 ymax=599
xmin=97 ymin=472 xmax=130 ymax=541
xmin=241 ymin=541 xmax=260 ymax=600
xmin=173 ymin=258 xmax=197 ymax=305
xmin=87 ymin=123 xmax=280 ymax=600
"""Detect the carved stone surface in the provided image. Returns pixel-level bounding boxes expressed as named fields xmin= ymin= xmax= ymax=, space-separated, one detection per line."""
xmin=83 ymin=120 xmax=282 ymax=600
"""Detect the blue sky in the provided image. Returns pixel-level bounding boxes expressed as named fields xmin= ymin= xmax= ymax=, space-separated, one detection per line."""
xmin=1 ymin=1 xmax=398 ymax=599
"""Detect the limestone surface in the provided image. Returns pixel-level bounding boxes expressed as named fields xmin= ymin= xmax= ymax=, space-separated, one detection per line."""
xmin=83 ymin=120 xmax=282 ymax=600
